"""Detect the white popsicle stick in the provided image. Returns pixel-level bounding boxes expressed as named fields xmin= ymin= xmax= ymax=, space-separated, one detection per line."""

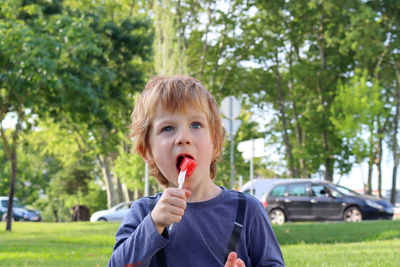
xmin=169 ymin=169 xmax=187 ymax=231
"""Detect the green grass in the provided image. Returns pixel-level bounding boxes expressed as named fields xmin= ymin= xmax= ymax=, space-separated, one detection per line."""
xmin=0 ymin=220 xmax=399 ymax=266
xmin=274 ymin=220 xmax=400 ymax=266
xmin=0 ymin=222 xmax=119 ymax=267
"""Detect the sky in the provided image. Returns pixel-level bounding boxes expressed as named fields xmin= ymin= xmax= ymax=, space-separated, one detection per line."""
xmin=333 ymin=146 xmax=399 ymax=192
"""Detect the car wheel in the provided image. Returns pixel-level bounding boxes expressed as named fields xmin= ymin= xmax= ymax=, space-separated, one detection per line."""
xmin=98 ymin=217 xmax=107 ymax=222
xmin=269 ymin=209 xmax=286 ymax=225
xmin=343 ymin=207 xmax=362 ymax=222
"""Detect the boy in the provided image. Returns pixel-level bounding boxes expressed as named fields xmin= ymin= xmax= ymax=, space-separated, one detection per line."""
xmin=108 ymin=75 xmax=284 ymax=267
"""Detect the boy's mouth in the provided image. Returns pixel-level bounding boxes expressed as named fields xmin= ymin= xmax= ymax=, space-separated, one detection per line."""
xmin=176 ymin=154 xmax=194 ymax=172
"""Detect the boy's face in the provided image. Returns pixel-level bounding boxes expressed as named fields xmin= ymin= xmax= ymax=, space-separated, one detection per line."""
xmin=147 ymin=104 xmax=214 ymax=190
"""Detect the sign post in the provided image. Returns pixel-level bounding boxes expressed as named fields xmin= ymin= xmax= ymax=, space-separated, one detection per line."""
xmin=237 ymin=138 xmax=265 ymax=195
xmin=221 ymin=96 xmax=241 ymax=189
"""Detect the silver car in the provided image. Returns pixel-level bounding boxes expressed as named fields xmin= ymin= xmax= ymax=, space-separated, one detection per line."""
xmin=90 ymin=201 xmax=133 ymax=222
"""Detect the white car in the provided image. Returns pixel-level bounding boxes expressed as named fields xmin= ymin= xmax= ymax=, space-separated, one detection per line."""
xmin=90 ymin=201 xmax=133 ymax=222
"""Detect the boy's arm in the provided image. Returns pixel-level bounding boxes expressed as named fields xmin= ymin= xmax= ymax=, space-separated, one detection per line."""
xmin=108 ymin=188 xmax=190 ymax=267
xmin=248 ymin=200 xmax=285 ymax=267
xmin=108 ymin=199 xmax=169 ymax=267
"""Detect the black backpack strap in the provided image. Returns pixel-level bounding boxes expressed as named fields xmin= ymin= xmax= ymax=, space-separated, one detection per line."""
xmin=149 ymin=197 xmax=168 ymax=267
xmin=225 ymin=191 xmax=246 ymax=262
xmin=156 ymin=247 xmax=167 ymax=267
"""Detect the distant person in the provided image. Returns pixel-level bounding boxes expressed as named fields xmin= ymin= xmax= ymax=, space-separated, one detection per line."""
xmin=108 ymin=75 xmax=284 ymax=266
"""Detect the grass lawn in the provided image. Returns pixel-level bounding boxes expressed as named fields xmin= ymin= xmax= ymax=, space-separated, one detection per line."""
xmin=0 ymin=222 xmax=119 ymax=267
xmin=0 ymin=220 xmax=399 ymax=266
xmin=274 ymin=220 xmax=400 ymax=266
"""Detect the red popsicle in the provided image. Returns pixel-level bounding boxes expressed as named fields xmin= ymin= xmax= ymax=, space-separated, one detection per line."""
xmin=179 ymin=157 xmax=197 ymax=176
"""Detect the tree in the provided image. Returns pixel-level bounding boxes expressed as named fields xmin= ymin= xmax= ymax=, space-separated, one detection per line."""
xmin=366 ymin=0 xmax=400 ymax=202
xmin=0 ymin=0 xmax=61 ymax=231
xmin=148 ymin=0 xmax=265 ymax=187
xmin=334 ymin=0 xmax=398 ymax=196
xmin=40 ymin=1 xmax=152 ymax=208
xmin=1 ymin=0 xmax=153 ymax=232
xmin=331 ymin=70 xmax=387 ymax=193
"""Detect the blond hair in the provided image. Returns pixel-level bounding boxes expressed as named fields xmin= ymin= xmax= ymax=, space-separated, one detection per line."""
xmin=129 ymin=75 xmax=225 ymax=186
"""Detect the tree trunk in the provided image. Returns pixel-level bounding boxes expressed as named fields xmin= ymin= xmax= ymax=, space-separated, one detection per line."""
xmin=6 ymin=147 xmax=17 ymax=231
xmin=324 ymin=156 xmax=334 ymax=182
xmin=121 ymin=180 xmax=131 ymax=202
xmin=288 ymin=48 xmax=305 ymax=177
xmin=58 ymin=200 xmax=63 ymax=222
xmin=134 ymin=188 xmax=139 ymax=201
xmin=375 ymin=136 xmax=383 ymax=198
xmin=375 ymin=114 xmax=390 ymax=199
xmin=52 ymin=205 xmax=59 ymax=222
xmin=391 ymin=68 xmax=400 ymax=204
xmin=275 ymin=53 xmax=297 ymax=178
xmin=367 ymin=153 xmax=374 ymax=195
xmin=115 ymin=176 xmax=125 ymax=203
xmin=316 ymin=13 xmax=334 ymax=182
xmin=4 ymin=111 xmax=23 ymax=231
xmin=97 ymin=154 xmax=117 ymax=209
xmin=392 ymin=156 xmax=399 ymax=204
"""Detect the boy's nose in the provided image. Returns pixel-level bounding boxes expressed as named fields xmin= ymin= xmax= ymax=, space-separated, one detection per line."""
xmin=175 ymin=130 xmax=192 ymax=145
xmin=175 ymin=137 xmax=192 ymax=145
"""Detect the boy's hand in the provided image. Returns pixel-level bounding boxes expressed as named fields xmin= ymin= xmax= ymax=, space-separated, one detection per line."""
xmin=151 ymin=188 xmax=191 ymax=234
xmin=224 ymin=252 xmax=245 ymax=267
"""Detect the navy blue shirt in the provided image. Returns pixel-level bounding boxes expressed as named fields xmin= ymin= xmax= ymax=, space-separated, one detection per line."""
xmin=108 ymin=187 xmax=284 ymax=266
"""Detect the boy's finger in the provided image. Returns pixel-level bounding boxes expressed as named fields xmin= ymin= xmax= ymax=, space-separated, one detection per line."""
xmin=183 ymin=189 xmax=191 ymax=199
xmin=235 ymin=258 xmax=245 ymax=267
xmin=224 ymin=252 xmax=237 ymax=267
xmin=165 ymin=188 xmax=187 ymax=199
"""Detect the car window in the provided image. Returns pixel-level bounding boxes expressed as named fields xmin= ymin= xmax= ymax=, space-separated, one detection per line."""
xmin=270 ymin=185 xmax=286 ymax=197
xmin=333 ymin=185 xmax=360 ymax=196
xmin=116 ymin=204 xmax=130 ymax=211
xmin=2 ymin=199 xmax=25 ymax=208
xmin=330 ymin=189 xmax=342 ymax=198
xmin=311 ymin=185 xmax=330 ymax=197
xmin=288 ymin=183 xmax=307 ymax=197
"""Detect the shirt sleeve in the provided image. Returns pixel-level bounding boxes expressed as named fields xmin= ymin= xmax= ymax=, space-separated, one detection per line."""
xmin=108 ymin=199 xmax=169 ymax=267
xmin=247 ymin=198 xmax=285 ymax=267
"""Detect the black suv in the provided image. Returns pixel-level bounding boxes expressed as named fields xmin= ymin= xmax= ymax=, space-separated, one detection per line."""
xmin=261 ymin=180 xmax=394 ymax=224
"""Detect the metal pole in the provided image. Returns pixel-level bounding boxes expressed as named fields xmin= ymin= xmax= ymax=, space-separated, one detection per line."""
xmin=230 ymin=131 xmax=234 ymax=189
xmin=145 ymin=162 xmax=149 ymax=196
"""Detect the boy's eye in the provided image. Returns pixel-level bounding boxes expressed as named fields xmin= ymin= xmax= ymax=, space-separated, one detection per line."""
xmin=161 ymin=126 xmax=174 ymax=132
xmin=191 ymin=122 xmax=201 ymax=129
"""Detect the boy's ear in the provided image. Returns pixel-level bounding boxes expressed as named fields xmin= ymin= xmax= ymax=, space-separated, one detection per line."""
xmin=138 ymin=145 xmax=152 ymax=163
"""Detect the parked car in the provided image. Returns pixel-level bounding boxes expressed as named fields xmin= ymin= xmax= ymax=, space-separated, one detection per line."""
xmin=240 ymin=178 xmax=302 ymax=201
xmin=0 ymin=196 xmax=42 ymax=222
xmin=90 ymin=201 xmax=133 ymax=222
xmin=261 ymin=180 xmax=394 ymax=225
